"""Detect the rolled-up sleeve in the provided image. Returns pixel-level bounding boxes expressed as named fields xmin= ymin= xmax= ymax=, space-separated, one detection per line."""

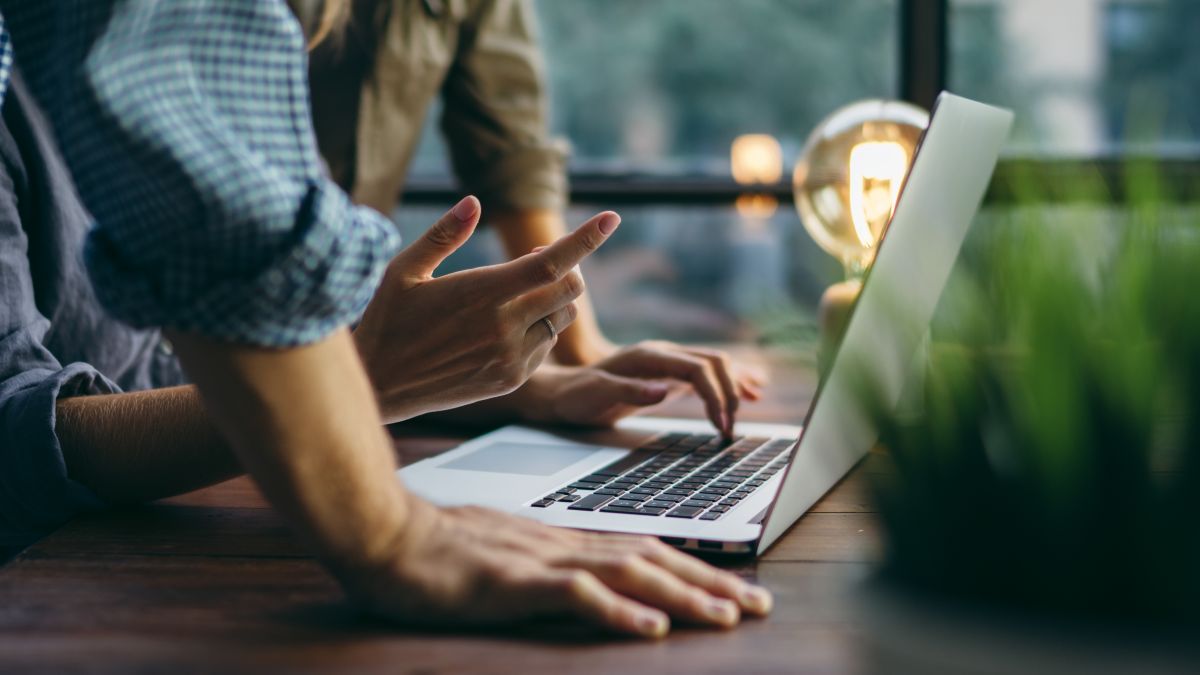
xmin=442 ymin=0 xmax=569 ymax=212
xmin=0 ymin=1 xmax=401 ymax=347
xmin=0 ymin=358 xmax=111 ymax=549
xmin=0 ymin=171 xmax=106 ymax=550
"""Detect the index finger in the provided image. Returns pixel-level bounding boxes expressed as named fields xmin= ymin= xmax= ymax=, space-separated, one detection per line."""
xmin=497 ymin=211 xmax=619 ymax=298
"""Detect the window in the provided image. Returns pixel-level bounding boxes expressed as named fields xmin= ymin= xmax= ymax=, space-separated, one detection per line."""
xmin=950 ymin=0 xmax=1200 ymax=156
xmin=408 ymin=1 xmax=899 ymax=180
xmin=397 ymin=1 xmax=1199 ymax=347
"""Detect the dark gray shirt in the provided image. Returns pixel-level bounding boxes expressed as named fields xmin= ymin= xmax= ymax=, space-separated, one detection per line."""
xmin=0 ymin=72 xmax=186 ymax=555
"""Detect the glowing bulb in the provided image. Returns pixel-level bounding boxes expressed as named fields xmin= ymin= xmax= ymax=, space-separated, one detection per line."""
xmin=848 ymin=141 xmax=908 ymax=248
xmin=793 ymin=100 xmax=929 ymax=278
xmin=731 ymin=134 xmax=783 ymax=185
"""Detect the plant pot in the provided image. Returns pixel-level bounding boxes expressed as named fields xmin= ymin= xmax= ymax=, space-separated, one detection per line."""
xmin=855 ymin=579 xmax=1200 ymax=675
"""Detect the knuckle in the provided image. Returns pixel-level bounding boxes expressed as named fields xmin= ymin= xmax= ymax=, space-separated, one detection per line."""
xmin=611 ymin=553 xmax=643 ymax=579
xmin=637 ymin=537 xmax=670 ymax=558
xmin=578 ymin=228 xmax=603 ymax=252
xmin=562 ymin=302 xmax=579 ymax=323
xmin=563 ymin=271 xmax=586 ymax=298
xmin=425 ymin=221 xmax=458 ymax=247
xmin=530 ymin=258 xmax=560 ymax=284
xmin=563 ymin=570 xmax=596 ymax=599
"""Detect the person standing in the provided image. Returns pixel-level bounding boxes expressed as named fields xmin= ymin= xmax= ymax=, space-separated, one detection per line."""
xmin=0 ymin=1 xmax=769 ymax=637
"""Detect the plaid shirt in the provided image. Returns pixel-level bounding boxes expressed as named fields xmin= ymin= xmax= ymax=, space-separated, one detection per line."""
xmin=0 ymin=2 xmax=401 ymax=347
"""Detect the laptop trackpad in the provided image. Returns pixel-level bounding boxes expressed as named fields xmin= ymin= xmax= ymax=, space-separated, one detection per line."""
xmin=438 ymin=441 xmax=601 ymax=476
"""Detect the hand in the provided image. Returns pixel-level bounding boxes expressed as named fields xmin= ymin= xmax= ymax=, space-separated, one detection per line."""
xmin=343 ymin=497 xmax=773 ymax=638
xmin=551 ymin=310 xmax=620 ymax=366
xmin=592 ymin=340 xmax=762 ymax=435
xmin=516 ymin=341 xmax=768 ymax=434
xmin=354 ymin=196 xmax=619 ymax=422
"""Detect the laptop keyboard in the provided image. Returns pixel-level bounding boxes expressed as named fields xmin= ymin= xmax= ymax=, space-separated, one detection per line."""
xmin=531 ymin=433 xmax=794 ymax=521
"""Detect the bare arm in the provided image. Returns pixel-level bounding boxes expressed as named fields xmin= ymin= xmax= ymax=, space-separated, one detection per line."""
xmin=167 ymin=328 xmax=411 ymax=581
xmin=58 ymin=329 xmax=408 ymax=574
xmin=56 ymin=385 xmax=240 ymax=504
xmin=492 ymin=208 xmax=615 ymax=366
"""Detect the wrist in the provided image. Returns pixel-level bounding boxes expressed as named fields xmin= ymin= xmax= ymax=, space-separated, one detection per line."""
xmin=327 ymin=488 xmax=421 ymax=606
xmin=510 ymin=367 xmax=566 ymax=424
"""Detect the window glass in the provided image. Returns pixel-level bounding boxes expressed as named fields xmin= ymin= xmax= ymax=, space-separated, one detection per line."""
xmin=409 ymin=0 xmax=899 ymax=178
xmin=951 ymin=0 xmax=1200 ymax=155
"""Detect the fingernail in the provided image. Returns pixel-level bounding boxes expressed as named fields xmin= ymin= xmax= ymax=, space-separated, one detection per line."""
xmin=638 ymin=612 xmax=669 ymax=638
xmin=643 ymin=383 xmax=669 ymax=401
xmin=708 ymin=598 xmax=739 ymax=625
xmin=452 ymin=196 xmax=478 ymax=222
xmin=742 ymin=586 xmax=774 ymax=614
xmin=598 ymin=212 xmax=620 ymax=235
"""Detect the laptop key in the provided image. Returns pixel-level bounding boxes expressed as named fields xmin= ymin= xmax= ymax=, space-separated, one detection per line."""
xmin=621 ymin=493 xmax=652 ymax=503
xmin=699 ymin=512 xmax=723 ymax=521
xmin=559 ymin=494 xmax=581 ymax=502
xmin=568 ymin=493 xmax=615 ymax=511
xmin=708 ymin=505 xmax=731 ymax=513
xmin=531 ymin=500 xmax=554 ymax=508
xmin=654 ymin=493 xmax=687 ymax=503
xmin=595 ymin=488 xmax=625 ymax=496
xmin=610 ymin=499 xmax=644 ymax=509
xmin=666 ymin=506 xmax=704 ymax=519
xmin=569 ymin=481 xmax=603 ymax=490
xmin=681 ymin=499 xmax=714 ymax=509
xmin=600 ymin=505 xmax=641 ymax=515
xmin=635 ymin=507 xmax=668 ymax=516
xmin=646 ymin=500 xmax=677 ymax=510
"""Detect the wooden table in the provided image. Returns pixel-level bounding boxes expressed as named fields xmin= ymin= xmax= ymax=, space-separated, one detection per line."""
xmin=0 ymin=351 xmax=883 ymax=673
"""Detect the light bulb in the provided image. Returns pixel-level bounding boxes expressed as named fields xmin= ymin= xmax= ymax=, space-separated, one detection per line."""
xmin=794 ymin=100 xmax=929 ymax=277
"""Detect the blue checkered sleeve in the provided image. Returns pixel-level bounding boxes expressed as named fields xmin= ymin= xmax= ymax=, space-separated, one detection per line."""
xmin=0 ymin=2 xmax=401 ymax=347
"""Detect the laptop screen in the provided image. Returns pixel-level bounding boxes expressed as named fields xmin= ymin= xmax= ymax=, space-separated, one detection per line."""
xmin=755 ymin=93 xmax=1015 ymax=554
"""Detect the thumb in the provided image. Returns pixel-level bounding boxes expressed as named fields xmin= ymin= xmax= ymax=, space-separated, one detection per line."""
xmin=392 ymin=196 xmax=480 ymax=278
xmin=590 ymin=372 xmax=671 ymax=408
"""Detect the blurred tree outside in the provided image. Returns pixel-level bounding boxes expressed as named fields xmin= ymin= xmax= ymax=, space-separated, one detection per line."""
xmin=534 ymin=0 xmax=897 ymax=172
xmin=1103 ymin=0 xmax=1200 ymax=151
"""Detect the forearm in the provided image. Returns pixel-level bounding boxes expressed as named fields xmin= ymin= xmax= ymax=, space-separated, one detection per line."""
xmin=168 ymin=328 xmax=410 ymax=582
xmin=492 ymin=208 xmax=610 ymax=365
xmin=57 ymin=385 xmax=241 ymax=504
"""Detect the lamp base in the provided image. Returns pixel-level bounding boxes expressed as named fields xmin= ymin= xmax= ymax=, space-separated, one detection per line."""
xmin=817 ymin=279 xmax=863 ymax=377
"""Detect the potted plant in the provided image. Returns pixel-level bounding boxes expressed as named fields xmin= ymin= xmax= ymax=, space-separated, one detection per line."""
xmin=854 ymin=165 xmax=1200 ymax=674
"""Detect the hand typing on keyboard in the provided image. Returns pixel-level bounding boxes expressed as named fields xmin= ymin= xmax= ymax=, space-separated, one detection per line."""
xmin=507 ymin=342 xmax=765 ymax=436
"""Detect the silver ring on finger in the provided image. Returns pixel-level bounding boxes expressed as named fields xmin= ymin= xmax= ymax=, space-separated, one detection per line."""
xmin=540 ymin=316 xmax=557 ymax=339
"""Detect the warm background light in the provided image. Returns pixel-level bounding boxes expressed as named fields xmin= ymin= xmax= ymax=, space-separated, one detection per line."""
xmin=793 ymin=100 xmax=929 ymax=277
xmin=731 ymin=134 xmax=784 ymax=185
xmin=735 ymin=194 xmax=779 ymax=221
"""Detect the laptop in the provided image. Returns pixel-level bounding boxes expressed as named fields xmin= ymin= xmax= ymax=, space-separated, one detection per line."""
xmin=400 ymin=93 xmax=1014 ymax=555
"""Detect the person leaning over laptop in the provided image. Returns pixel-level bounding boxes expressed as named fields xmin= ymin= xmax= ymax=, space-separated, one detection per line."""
xmin=301 ymin=0 xmax=766 ymax=392
xmin=0 ymin=2 xmax=770 ymax=638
